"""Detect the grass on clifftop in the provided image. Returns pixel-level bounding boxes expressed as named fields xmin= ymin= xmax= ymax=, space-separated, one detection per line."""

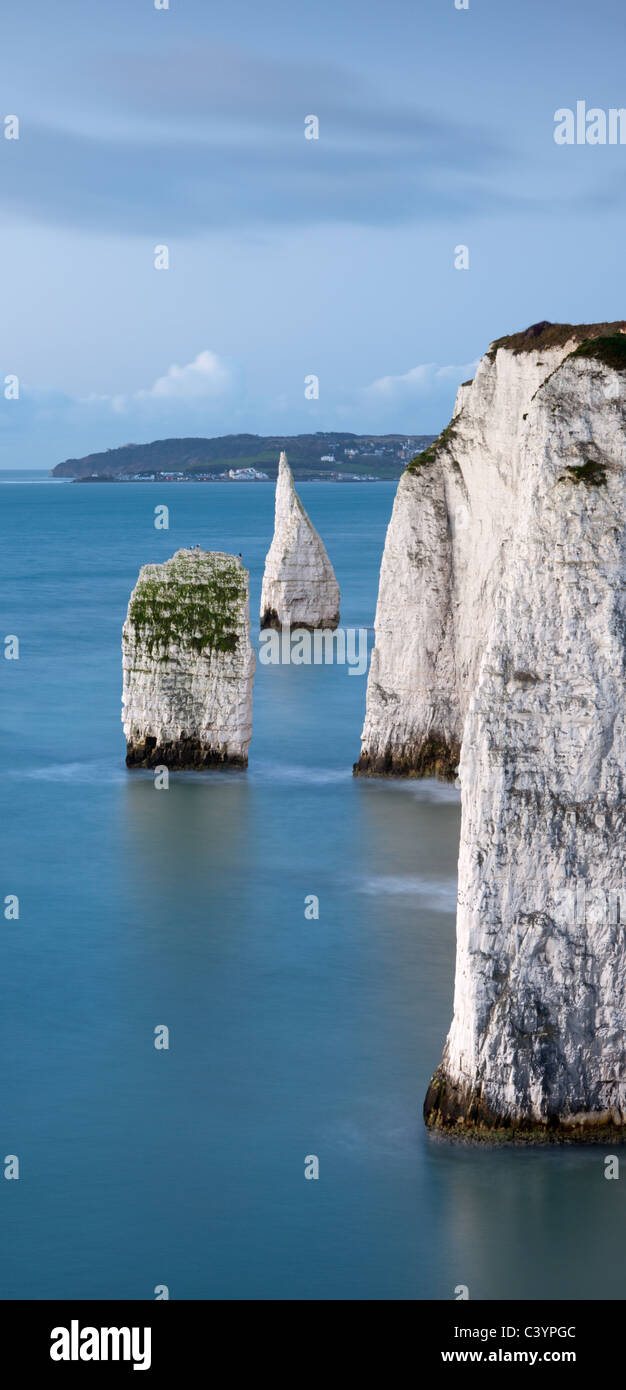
xmin=487 ymin=320 xmax=626 ymax=361
xmin=569 ymin=333 xmax=626 ymax=373
xmin=127 ymin=552 xmax=246 ymax=656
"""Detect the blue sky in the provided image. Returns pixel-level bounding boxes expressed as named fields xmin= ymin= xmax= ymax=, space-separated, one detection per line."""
xmin=1 ymin=0 xmax=625 ymax=467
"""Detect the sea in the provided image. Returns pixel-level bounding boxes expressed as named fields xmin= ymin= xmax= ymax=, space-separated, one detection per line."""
xmin=0 ymin=470 xmax=623 ymax=1300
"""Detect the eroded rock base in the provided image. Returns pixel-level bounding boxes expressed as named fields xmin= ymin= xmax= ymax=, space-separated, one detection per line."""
xmin=424 ymin=1067 xmax=626 ymax=1145
xmin=354 ymin=736 xmax=460 ymax=780
xmin=260 ymin=608 xmax=281 ymax=631
xmin=260 ymin=610 xmax=340 ymax=631
xmin=125 ymin=737 xmax=247 ymax=769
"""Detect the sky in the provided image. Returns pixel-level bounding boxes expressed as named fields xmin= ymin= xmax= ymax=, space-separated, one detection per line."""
xmin=1 ymin=0 xmax=625 ymax=468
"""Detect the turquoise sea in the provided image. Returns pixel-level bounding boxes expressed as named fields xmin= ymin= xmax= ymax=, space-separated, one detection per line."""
xmin=1 ymin=472 xmax=623 ymax=1300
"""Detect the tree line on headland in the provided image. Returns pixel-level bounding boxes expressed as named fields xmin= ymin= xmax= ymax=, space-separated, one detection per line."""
xmin=52 ymin=431 xmax=436 ymax=482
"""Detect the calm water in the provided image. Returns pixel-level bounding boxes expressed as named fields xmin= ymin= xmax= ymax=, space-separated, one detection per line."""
xmin=1 ymin=474 xmax=623 ymax=1300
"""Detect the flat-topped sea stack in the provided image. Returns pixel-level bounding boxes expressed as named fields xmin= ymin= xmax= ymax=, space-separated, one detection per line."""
xmin=356 ymin=320 xmax=626 ymax=780
xmin=122 ymin=548 xmax=254 ymax=768
xmin=384 ymin=320 xmax=626 ymax=1140
xmin=260 ymin=452 xmax=340 ymax=629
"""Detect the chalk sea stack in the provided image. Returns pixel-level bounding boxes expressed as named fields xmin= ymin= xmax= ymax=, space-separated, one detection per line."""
xmin=359 ymin=320 xmax=626 ymax=1139
xmin=260 ymin=452 xmax=340 ymax=630
xmin=122 ymin=549 xmax=254 ymax=768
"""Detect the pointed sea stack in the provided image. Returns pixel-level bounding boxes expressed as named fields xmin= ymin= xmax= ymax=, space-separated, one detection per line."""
xmin=122 ymin=548 xmax=255 ymax=768
xmin=260 ymin=452 xmax=340 ymax=629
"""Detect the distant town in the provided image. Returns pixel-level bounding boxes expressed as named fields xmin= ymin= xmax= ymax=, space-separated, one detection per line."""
xmin=110 ymin=466 xmax=385 ymax=483
xmin=54 ymin=431 xmax=436 ymax=484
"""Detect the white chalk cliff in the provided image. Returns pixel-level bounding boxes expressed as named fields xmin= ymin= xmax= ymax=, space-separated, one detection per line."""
xmin=359 ymin=319 xmax=626 ymax=1137
xmin=357 ymin=321 xmax=626 ymax=781
xmin=260 ymin=452 xmax=340 ymax=629
xmin=122 ymin=548 xmax=254 ymax=768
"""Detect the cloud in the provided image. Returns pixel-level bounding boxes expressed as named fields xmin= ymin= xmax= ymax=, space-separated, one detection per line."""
xmin=0 ymin=348 xmax=478 ymax=469
xmin=109 ymin=350 xmax=236 ymax=413
xmin=0 ymin=43 xmax=519 ymax=236
xmin=363 ymin=360 xmax=477 ymax=401
xmin=353 ymin=359 xmax=478 ymax=428
xmin=0 ymin=125 xmax=516 ymax=238
xmin=0 ymin=350 xmax=242 ymax=467
xmin=81 ymin=40 xmax=502 ymax=161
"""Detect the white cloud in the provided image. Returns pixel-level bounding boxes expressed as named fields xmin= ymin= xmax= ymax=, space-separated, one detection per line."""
xmin=2 ymin=349 xmax=474 ymax=469
xmin=139 ymin=350 xmax=233 ymax=401
xmin=103 ymin=350 xmax=236 ymax=414
xmin=363 ymin=360 xmax=477 ymax=400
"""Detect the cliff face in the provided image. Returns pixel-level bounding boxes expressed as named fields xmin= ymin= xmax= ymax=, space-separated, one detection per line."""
xmin=353 ymin=318 xmax=626 ymax=1136
xmin=425 ymin=333 xmax=626 ymax=1138
xmin=260 ymin=452 xmax=340 ymax=629
xmin=356 ymin=320 xmax=626 ymax=778
xmin=122 ymin=549 xmax=254 ymax=767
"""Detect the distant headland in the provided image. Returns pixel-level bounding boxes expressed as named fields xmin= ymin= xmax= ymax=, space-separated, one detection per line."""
xmin=51 ymin=431 xmax=436 ymax=483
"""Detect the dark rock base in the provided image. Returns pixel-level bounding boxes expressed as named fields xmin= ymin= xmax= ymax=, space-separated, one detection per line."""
xmin=424 ymin=1065 xmax=626 ymax=1145
xmin=126 ymin=737 xmax=247 ymax=770
xmin=260 ymin=610 xmax=340 ymax=631
xmin=354 ymin=736 xmax=460 ymax=781
xmin=260 ymin=608 xmax=281 ymax=630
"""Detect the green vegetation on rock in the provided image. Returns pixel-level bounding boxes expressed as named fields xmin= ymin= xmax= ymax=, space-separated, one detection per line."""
xmin=405 ymin=421 xmax=458 ymax=473
xmin=487 ymin=319 xmax=626 ymax=361
xmin=126 ymin=552 xmax=246 ymax=656
xmin=569 ymin=333 xmax=626 ymax=373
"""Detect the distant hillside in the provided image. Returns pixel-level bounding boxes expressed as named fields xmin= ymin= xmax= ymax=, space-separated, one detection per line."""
xmin=52 ymin=432 xmax=436 ymax=481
